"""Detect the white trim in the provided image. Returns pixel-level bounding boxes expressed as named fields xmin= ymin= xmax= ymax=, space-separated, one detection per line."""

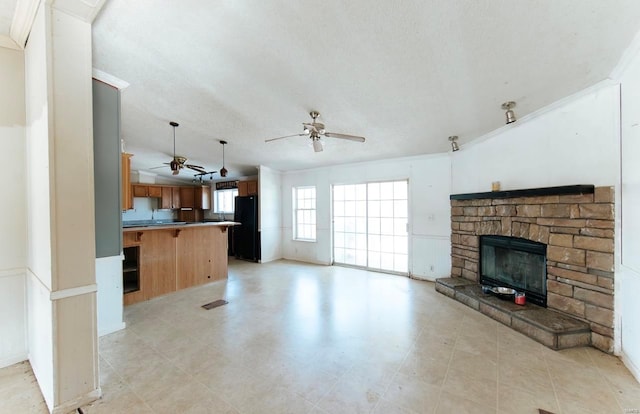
xmin=0 ymin=353 xmax=29 ymax=369
xmin=98 ymin=321 xmax=126 ymax=337
xmin=51 ymin=388 xmax=101 ymax=414
xmin=0 ymin=267 xmax=26 ymax=278
xmin=92 ymin=68 xmax=130 ymax=90
xmin=461 ymin=79 xmax=619 ymax=151
xmin=0 ymin=35 xmax=20 ymax=50
xmin=610 ymin=29 xmax=640 ymax=81
xmin=9 ymin=0 xmax=40 ymax=49
xmin=50 ymin=284 xmax=97 ymax=301
xmin=621 ymin=350 xmax=640 ymax=384
xmin=411 ymin=234 xmax=449 ymax=240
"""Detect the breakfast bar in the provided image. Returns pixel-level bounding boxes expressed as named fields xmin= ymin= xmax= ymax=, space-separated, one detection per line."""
xmin=122 ymin=221 xmax=238 ymax=305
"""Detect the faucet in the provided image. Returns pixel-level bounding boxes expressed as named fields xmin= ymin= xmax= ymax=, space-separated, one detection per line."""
xmin=151 ymin=209 xmax=155 ymax=221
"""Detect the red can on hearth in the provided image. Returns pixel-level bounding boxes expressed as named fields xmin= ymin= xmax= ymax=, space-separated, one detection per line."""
xmin=515 ymin=292 xmax=526 ymax=305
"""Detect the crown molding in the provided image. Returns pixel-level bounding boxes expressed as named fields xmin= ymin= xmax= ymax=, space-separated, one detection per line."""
xmin=92 ymin=68 xmax=130 ymax=90
xmin=9 ymin=0 xmax=40 ymax=49
xmin=49 ymin=0 xmax=107 ymax=23
xmin=0 ymin=34 xmax=20 ymax=50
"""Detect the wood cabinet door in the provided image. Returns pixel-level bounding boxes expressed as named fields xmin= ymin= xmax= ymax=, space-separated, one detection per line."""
xmin=132 ymin=184 xmax=148 ymax=197
xmin=161 ymin=186 xmax=172 ymax=209
xmin=209 ymin=226 xmax=228 ymax=282
xmin=238 ymin=181 xmax=248 ymax=196
xmin=180 ymin=186 xmax=195 ymax=208
xmin=148 ymin=186 xmax=162 ymax=198
xmin=247 ymin=180 xmax=258 ymax=195
xmin=140 ymin=229 xmax=177 ymax=299
xmin=172 ymin=187 xmax=181 ymax=208
xmin=195 ymin=186 xmax=211 ymax=209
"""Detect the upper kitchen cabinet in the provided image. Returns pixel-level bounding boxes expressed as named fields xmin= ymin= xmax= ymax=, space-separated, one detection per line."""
xmin=195 ymin=186 xmax=211 ymax=209
xmin=161 ymin=186 xmax=182 ymax=209
xmin=238 ymin=180 xmax=258 ymax=197
xmin=180 ymin=186 xmax=195 ymax=208
xmin=132 ymin=184 xmax=162 ymax=198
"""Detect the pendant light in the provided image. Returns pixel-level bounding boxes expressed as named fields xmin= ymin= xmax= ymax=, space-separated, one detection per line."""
xmin=502 ymin=101 xmax=517 ymax=124
xmin=219 ymin=140 xmax=228 ymax=177
xmin=169 ymin=121 xmax=180 ymax=175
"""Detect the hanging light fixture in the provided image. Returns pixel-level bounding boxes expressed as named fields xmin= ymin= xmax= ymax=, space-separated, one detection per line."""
xmin=448 ymin=135 xmax=460 ymax=152
xmin=219 ymin=140 xmax=228 ymax=177
xmin=502 ymin=101 xmax=517 ymax=124
xmin=169 ymin=121 xmax=180 ymax=174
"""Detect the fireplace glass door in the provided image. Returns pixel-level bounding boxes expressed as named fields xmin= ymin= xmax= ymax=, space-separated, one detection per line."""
xmin=480 ymin=235 xmax=547 ymax=306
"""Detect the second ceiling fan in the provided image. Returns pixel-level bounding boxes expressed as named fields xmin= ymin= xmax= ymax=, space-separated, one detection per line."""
xmin=265 ymin=111 xmax=366 ymax=152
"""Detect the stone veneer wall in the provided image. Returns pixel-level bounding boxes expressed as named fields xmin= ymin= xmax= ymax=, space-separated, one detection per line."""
xmin=450 ymin=187 xmax=615 ymax=352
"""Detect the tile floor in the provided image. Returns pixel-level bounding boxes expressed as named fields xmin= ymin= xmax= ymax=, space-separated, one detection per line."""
xmin=1 ymin=259 xmax=639 ymax=414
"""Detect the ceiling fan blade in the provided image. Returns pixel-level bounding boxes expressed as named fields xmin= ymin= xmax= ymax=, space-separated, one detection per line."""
xmin=186 ymin=164 xmax=207 ymax=173
xmin=265 ymin=133 xmax=306 ymax=143
xmin=324 ymin=132 xmax=366 ymax=142
xmin=313 ymin=140 xmax=323 ymax=152
xmin=149 ymin=165 xmax=167 ymax=170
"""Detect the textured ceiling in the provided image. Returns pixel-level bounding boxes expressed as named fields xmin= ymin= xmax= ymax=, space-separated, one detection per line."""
xmin=92 ymin=0 xmax=640 ymax=180
xmin=0 ymin=0 xmax=16 ymax=36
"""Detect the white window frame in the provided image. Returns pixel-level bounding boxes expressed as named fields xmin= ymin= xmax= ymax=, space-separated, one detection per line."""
xmin=293 ymin=186 xmax=317 ymax=241
xmin=214 ymin=188 xmax=238 ymax=214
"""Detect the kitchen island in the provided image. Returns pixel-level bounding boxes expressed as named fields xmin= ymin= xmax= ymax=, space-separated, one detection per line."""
xmin=122 ymin=221 xmax=239 ymax=305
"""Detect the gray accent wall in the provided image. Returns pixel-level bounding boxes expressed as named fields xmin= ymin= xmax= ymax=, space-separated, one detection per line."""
xmin=93 ymin=79 xmax=122 ymax=258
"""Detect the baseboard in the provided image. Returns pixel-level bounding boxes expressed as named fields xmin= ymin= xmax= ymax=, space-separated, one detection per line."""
xmin=0 ymin=352 xmax=28 ymax=369
xmin=621 ymin=351 xmax=640 ymax=384
xmin=98 ymin=321 xmax=126 ymax=337
xmin=51 ymin=387 xmax=101 ymax=414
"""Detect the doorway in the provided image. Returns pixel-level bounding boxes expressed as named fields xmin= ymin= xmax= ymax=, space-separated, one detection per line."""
xmin=332 ymin=180 xmax=408 ymax=273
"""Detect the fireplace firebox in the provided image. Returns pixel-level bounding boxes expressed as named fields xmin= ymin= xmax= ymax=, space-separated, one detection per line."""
xmin=480 ymin=235 xmax=547 ymax=307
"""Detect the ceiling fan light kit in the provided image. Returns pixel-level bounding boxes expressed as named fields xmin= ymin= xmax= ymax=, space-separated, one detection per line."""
xmin=265 ymin=111 xmax=365 ymax=152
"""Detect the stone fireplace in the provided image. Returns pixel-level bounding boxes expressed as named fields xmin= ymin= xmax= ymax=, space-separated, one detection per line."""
xmin=448 ymin=185 xmax=615 ymax=352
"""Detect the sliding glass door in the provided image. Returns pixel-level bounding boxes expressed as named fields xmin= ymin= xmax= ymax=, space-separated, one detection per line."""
xmin=333 ymin=180 xmax=408 ymax=273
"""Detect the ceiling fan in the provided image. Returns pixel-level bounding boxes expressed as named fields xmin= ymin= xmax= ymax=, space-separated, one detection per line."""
xmin=155 ymin=121 xmax=212 ymax=175
xmin=265 ymin=111 xmax=366 ymax=152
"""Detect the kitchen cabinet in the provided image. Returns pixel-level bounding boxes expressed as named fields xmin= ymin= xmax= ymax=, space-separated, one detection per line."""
xmin=238 ymin=180 xmax=258 ymax=196
xmin=122 ymin=223 xmax=231 ymax=305
xmin=195 ymin=185 xmax=211 ymax=209
xmin=161 ymin=186 xmax=181 ymax=209
xmin=180 ymin=186 xmax=196 ymax=208
xmin=132 ymin=184 xmax=162 ymax=198
xmin=176 ymin=227 xmax=225 ymax=289
xmin=121 ymin=153 xmax=133 ymax=210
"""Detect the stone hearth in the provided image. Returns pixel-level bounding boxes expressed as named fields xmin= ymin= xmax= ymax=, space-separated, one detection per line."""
xmin=444 ymin=185 xmax=615 ymax=352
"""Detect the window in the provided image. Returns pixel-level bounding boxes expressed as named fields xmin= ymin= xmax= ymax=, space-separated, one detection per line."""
xmin=293 ymin=186 xmax=316 ymax=241
xmin=214 ymin=188 xmax=238 ymax=213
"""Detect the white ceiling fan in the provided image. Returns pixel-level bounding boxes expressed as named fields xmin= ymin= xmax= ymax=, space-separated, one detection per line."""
xmin=265 ymin=111 xmax=366 ymax=152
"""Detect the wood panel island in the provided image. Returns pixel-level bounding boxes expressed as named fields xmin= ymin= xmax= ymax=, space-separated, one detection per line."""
xmin=122 ymin=222 xmax=238 ymax=305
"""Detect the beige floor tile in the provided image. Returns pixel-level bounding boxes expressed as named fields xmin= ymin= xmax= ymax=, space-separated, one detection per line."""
xmin=435 ymin=390 xmax=496 ymax=414
xmin=2 ymin=260 xmax=639 ymax=414
xmin=383 ymin=371 xmax=440 ymax=413
xmin=315 ymin=375 xmax=382 ymax=414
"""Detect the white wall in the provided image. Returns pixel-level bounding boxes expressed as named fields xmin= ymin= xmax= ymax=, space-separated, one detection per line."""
xmin=616 ymin=35 xmax=640 ymax=381
xmin=258 ymin=166 xmax=282 ymax=262
xmin=451 ymin=82 xmax=620 ymax=193
xmin=95 ymin=256 xmax=126 ymax=336
xmin=0 ymin=47 xmax=27 ymax=367
xmin=281 ymin=154 xmax=451 ymax=280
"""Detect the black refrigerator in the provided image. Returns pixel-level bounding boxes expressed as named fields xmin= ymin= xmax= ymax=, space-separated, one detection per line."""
xmin=233 ymin=195 xmax=260 ymax=262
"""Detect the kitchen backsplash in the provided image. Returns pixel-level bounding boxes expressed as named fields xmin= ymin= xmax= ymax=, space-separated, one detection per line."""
xmin=122 ymin=197 xmax=177 ymax=221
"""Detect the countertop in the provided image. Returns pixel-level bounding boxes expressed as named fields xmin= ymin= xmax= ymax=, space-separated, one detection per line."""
xmin=122 ymin=221 xmax=241 ymax=232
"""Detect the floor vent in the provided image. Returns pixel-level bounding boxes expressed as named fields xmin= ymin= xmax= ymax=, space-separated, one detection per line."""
xmin=202 ymin=299 xmax=228 ymax=310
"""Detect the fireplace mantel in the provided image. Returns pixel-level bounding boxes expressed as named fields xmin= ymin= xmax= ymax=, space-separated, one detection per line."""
xmin=450 ymin=184 xmax=594 ymax=201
